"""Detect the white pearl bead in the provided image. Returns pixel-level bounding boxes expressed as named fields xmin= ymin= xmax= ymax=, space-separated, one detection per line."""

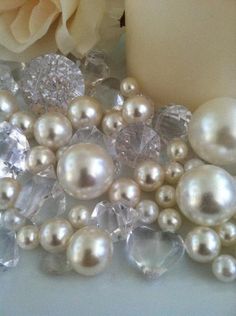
xmin=158 ymin=208 xmax=182 ymax=233
xmin=57 ymin=143 xmax=114 ymax=200
xmin=165 ymin=162 xmax=184 ymax=185
xmin=39 ymin=218 xmax=73 ymax=253
xmin=0 ymin=178 xmax=20 ymax=210
xmin=68 ymin=205 xmax=91 ymax=229
xmin=122 ymin=95 xmax=154 ymax=124
xmin=134 ymin=160 xmax=165 ymax=192
xmin=109 ymin=177 xmax=141 ymax=207
xmin=0 ymin=90 xmax=18 ymax=120
xmin=102 ymin=110 xmax=126 ymax=137
xmin=34 ymin=112 xmax=72 ymax=150
xmin=9 ymin=111 xmax=35 ymax=139
xmin=212 ymin=255 xmax=236 ymax=283
xmin=217 ymin=221 xmax=236 ymax=246
xmin=184 ymin=158 xmax=205 ymax=172
xmin=17 ymin=225 xmax=39 ymax=250
xmin=167 ymin=139 xmax=188 ymax=162
xmin=26 ymin=146 xmax=56 ymax=174
xmin=189 ymin=97 xmax=236 ymax=166
xmin=185 ymin=227 xmax=221 ymax=263
xmin=155 ymin=185 xmax=176 ymax=208
xmin=68 ymin=96 xmax=103 ymax=129
xmin=120 ymin=77 xmax=140 ymax=98
xmin=136 ymin=200 xmax=159 ymax=224
xmin=176 ymin=165 xmax=236 ymax=226
xmin=56 ymin=146 xmax=68 ymax=161
xmin=3 ymin=208 xmax=26 ymax=231
xmin=67 ymin=226 xmax=113 ymax=276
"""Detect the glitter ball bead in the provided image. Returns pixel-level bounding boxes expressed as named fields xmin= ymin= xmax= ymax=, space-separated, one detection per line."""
xmin=20 ymin=54 xmax=85 ymax=113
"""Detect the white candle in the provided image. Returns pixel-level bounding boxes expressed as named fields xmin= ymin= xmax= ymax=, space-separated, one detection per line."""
xmin=126 ymin=0 xmax=236 ymax=110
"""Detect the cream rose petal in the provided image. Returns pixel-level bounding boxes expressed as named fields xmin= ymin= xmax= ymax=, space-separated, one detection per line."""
xmin=0 ymin=0 xmax=27 ymax=12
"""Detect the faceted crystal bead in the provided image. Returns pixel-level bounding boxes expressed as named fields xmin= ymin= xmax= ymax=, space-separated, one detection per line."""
xmin=0 ymin=63 xmax=19 ymax=94
xmin=0 ymin=122 xmax=29 ymax=178
xmin=92 ymin=201 xmax=139 ymax=242
xmin=89 ymin=77 xmax=124 ymax=110
xmin=153 ymin=105 xmax=192 ymax=143
xmin=115 ymin=123 xmax=161 ymax=168
xmin=126 ymin=226 xmax=185 ymax=279
xmin=20 ymin=54 xmax=85 ymax=114
xmin=40 ymin=252 xmax=71 ymax=275
xmin=0 ymin=228 xmax=19 ymax=268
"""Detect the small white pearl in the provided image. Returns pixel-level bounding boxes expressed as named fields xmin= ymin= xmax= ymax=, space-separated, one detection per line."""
xmin=212 ymin=255 xmax=236 ymax=283
xmin=68 ymin=205 xmax=91 ymax=229
xmin=136 ymin=200 xmax=159 ymax=224
xmin=26 ymin=146 xmax=56 ymax=174
xmin=67 ymin=226 xmax=113 ymax=276
xmin=165 ymin=162 xmax=184 ymax=185
xmin=17 ymin=225 xmax=39 ymax=250
xmin=68 ymin=96 xmax=103 ymax=129
xmin=0 ymin=178 xmax=20 ymax=210
xmin=134 ymin=160 xmax=165 ymax=192
xmin=34 ymin=112 xmax=72 ymax=150
xmin=0 ymin=90 xmax=18 ymax=121
xmin=158 ymin=208 xmax=182 ymax=233
xmin=39 ymin=218 xmax=73 ymax=253
xmin=102 ymin=110 xmax=126 ymax=137
xmin=109 ymin=177 xmax=141 ymax=207
xmin=167 ymin=139 xmax=188 ymax=162
xmin=184 ymin=158 xmax=205 ymax=172
xmin=217 ymin=221 xmax=236 ymax=246
xmin=155 ymin=185 xmax=176 ymax=208
xmin=9 ymin=111 xmax=35 ymax=139
xmin=122 ymin=95 xmax=154 ymax=124
xmin=2 ymin=208 xmax=26 ymax=231
xmin=185 ymin=227 xmax=221 ymax=263
xmin=120 ymin=77 xmax=140 ymax=98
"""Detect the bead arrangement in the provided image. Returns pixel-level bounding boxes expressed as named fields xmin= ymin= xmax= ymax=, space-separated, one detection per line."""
xmin=0 ymin=53 xmax=236 ymax=283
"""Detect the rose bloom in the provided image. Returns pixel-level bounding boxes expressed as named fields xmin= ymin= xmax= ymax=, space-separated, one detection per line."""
xmin=0 ymin=0 xmax=124 ymax=61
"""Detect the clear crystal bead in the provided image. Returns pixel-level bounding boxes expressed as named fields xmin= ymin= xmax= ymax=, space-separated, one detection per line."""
xmin=153 ymin=105 xmax=192 ymax=143
xmin=115 ymin=123 xmax=161 ymax=168
xmin=20 ymin=54 xmax=85 ymax=114
xmin=40 ymin=252 xmax=71 ymax=275
xmin=126 ymin=226 xmax=185 ymax=279
xmin=92 ymin=201 xmax=139 ymax=242
xmin=89 ymin=77 xmax=124 ymax=110
xmin=81 ymin=50 xmax=110 ymax=86
xmin=0 ymin=63 xmax=19 ymax=94
xmin=0 ymin=121 xmax=29 ymax=178
xmin=0 ymin=228 xmax=19 ymax=268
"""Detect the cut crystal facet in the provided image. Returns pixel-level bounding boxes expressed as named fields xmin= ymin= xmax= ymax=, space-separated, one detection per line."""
xmin=115 ymin=123 xmax=161 ymax=168
xmin=0 ymin=122 xmax=29 ymax=178
xmin=40 ymin=252 xmax=71 ymax=275
xmin=20 ymin=54 xmax=85 ymax=113
xmin=0 ymin=63 xmax=18 ymax=94
xmin=0 ymin=228 xmax=19 ymax=268
xmin=126 ymin=226 xmax=185 ymax=279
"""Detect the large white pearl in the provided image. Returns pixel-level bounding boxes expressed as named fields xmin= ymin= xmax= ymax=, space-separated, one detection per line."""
xmin=102 ymin=110 xmax=126 ymax=137
xmin=185 ymin=227 xmax=221 ymax=263
xmin=9 ymin=111 xmax=35 ymax=139
xmin=26 ymin=146 xmax=56 ymax=174
xmin=188 ymin=97 xmax=236 ymax=166
xmin=0 ymin=90 xmax=18 ymax=120
xmin=34 ymin=112 xmax=72 ymax=150
xmin=158 ymin=208 xmax=182 ymax=233
xmin=0 ymin=178 xmax=20 ymax=210
xmin=212 ymin=255 xmax=236 ymax=283
xmin=176 ymin=165 xmax=236 ymax=226
xmin=109 ymin=177 xmax=141 ymax=207
xmin=67 ymin=226 xmax=113 ymax=276
xmin=3 ymin=208 xmax=26 ymax=231
xmin=120 ymin=77 xmax=140 ymax=98
xmin=216 ymin=221 xmax=236 ymax=246
xmin=68 ymin=96 xmax=103 ymax=129
xmin=39 ymin=218 xmax=73 ymax=253
xmin=122 ymin=95 xmax=154 ymax=124
xmin=57 ymin=144 xmax=114 ymax=200
xmin=136 ymin=200 xmax=159 ymax=224
xmin=17 ymin=225 xmax=39 ymax=250
xmin=68 ymin=205 xmax=91 ymax=229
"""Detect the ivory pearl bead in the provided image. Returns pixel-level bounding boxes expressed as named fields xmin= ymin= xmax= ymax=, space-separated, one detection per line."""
xmin=26 ymin=146 xmax=56 ymax=174
xmin=102 ymin=110 xmax=126 ymax=137
xmin=136 ymin=200 xmax=159 ymax=224
xmin=216 ymin=221 xmax=236 ymax=247
xmin=0 ymin=90 xmax=18 ymax=120
xmin=212 ymin=255 xmax=236 ymax=283
xmin=184 ymin=158 xmax=205 ymax=172
xmin=134 ymin=160 xmax=164 ymax=192
xmin=122 ymin=95 xmax=154 ymax=124
xmin=9 ymin=111 xmax=35 ymax=139
xmin=67 ymin=226 xmax=113 ymax=276
xmin=120 ymin=77 xmax=140 ymax=98
xmin=39 ymin=218 xmax=73 ymax=253
xmin=158 ymin=208 xmax=182 ymax=233
xmin=165 ymin=162 xmax=184 ymax=185
xmin=68 ymin=205 xmax=91 ymax=229
xmin=0 ymin=178 xmax=20 ymax=210
xmin=68 ymin=96 xmax=103 ymax=129
xmin=34 ymin=112 xmax=72 ymax=150
xmin=109 ymin=177 xmax=141 ymax=207
xmin=155 ymin=185 xmax=176 ymax=208
xmin=167 ymin=139 xmax=188 ymax=162
xmin=3 ymin=208 xmax=26 ymax=231
xmin=185 ymin=227 xmax=221 ymax=263
xmin=17 ymin=225 xmax=39 ymax=250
